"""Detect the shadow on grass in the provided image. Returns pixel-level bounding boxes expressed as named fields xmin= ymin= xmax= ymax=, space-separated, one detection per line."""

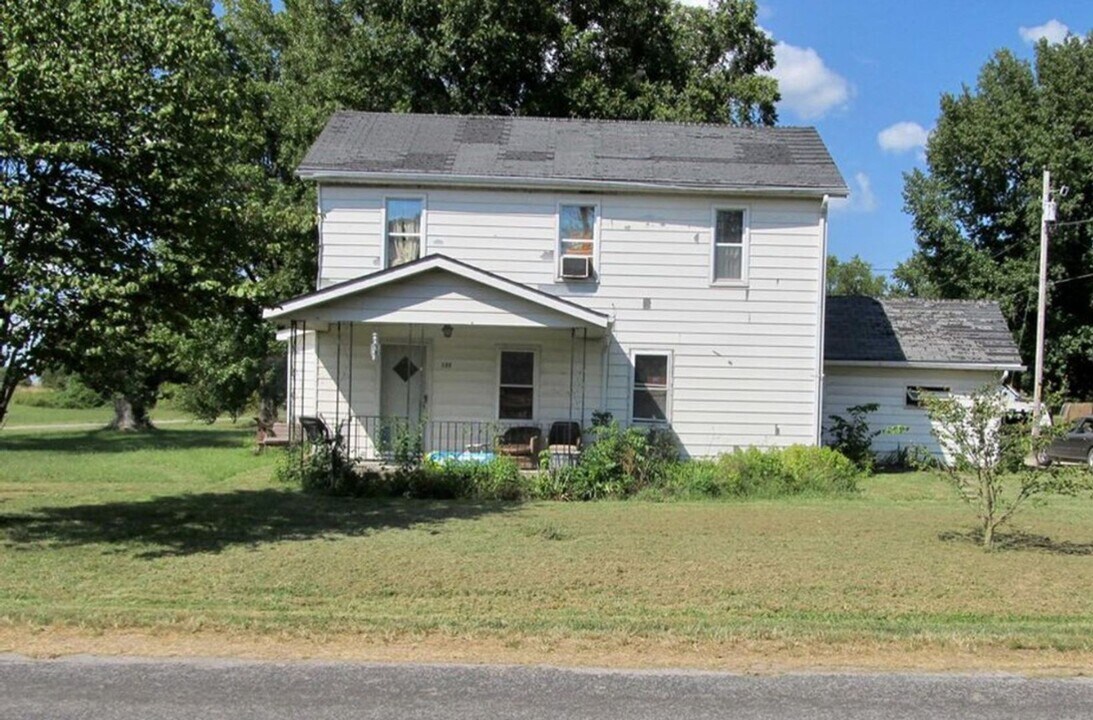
xmin=939 ymin=529 xmax=1093 ymax=556
xmin=0 ymin=427 xmax=249 ymax=454
xmin=0 ymin=490 xmax=518 ymax=558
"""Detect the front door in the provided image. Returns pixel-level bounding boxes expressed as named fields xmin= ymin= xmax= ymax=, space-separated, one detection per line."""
xmin=380 ymin=344 xmax=427 ymax=424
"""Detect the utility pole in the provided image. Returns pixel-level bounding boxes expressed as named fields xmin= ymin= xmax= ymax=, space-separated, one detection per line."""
xmin=1031 ymin=169 xmax=1053 ymax=438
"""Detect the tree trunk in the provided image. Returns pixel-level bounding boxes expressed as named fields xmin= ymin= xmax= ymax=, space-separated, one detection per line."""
xmin=0 ymin=375 xmax=17 ymax=427
xmin=257 ymin=393 xmax=279 ymax=427
xmin=982 ymin=519 xmax=995 ymax=550
xmin=108 ymin=395 xmax=153 ymax=431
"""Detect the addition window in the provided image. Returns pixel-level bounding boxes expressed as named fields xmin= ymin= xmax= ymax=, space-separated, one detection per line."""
xmin=557 ymin=204 xmax=597 ymax=279
xmin=632 ymin=352 xmax=671 ymax=423
xmin=499 ymin=350 xmax=536 ymax=420
xmin=712 ymin=208 xmax=747 ymax=282
xmin=906 ymin=386 xmax=950 ymax=407
xmin=385 ymin=198 xmax=424 ymax=268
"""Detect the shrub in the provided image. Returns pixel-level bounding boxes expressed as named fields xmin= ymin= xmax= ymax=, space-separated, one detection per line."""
xmin=14 ymin=375 xmax=104 ymax=409
xmin=547 ymin=421 xmax=680 ymax=500
xmin=275 ymin=436 xmax=361 ymax=496
xmin=661 ymin=445 xmax=861 ymax=500
xmin=827 ymin=403 xmax=905 ymax=471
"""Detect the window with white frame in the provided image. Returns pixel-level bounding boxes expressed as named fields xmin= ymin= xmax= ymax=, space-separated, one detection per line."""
xmin=712 ymin=208 xmax=746 ymax=282
xmin=632 ymin=352 xmax=670 ymax=422
xmin=385 ymin=198 xmax=423 ymax=268
xmin=499 ymin=350 xmax=536 ymax=419
xmin=557 ymin=204 xmax=597 ymax=279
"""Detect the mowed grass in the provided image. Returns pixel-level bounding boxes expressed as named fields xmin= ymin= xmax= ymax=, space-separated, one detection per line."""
xmin=1 ymin=423 xmax=1092 ymax=666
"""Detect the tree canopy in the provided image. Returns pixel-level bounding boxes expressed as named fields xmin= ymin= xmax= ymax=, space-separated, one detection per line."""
xmin=896 ymin=35 xmax=1093 ymax=399
xmin=0 ymin=0 xmax=251 ymax=425
xmin=826 ymin=255 xmax=890 ymax=297
xmin=2 ymin=0 xmax=781 ymax=426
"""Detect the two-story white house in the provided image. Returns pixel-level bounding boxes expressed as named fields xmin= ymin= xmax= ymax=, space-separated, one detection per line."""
xmin=264 ymin=111 xmax=849 ymax=459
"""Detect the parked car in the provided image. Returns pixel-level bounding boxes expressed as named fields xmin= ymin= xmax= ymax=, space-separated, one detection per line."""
xmin=1038 ymin=416 xmax=1093 ymax=468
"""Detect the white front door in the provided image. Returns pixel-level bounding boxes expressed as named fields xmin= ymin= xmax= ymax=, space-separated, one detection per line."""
xmin=380 ymin=344 xmax=427 ymax=424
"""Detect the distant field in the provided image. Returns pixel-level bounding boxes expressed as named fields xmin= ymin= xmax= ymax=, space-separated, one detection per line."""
xmin=0 ymin=424 xmax=1090 ymax=672
xmin=4 ymin=390 xmax=193 ymax=428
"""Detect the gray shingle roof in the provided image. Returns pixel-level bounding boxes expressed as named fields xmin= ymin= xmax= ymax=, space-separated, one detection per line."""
xmin=824 ymin=297 xmax=1025 ymax=369
xmin=298 ymin=111 xmax=847 ymax=193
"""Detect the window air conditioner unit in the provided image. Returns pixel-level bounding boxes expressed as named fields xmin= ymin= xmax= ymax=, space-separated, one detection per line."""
xmin=560 ymin=255 xmax=592 ymax=279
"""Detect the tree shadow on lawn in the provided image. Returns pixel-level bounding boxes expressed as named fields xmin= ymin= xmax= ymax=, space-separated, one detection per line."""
xmin=0 ymin=490 xmax=519 ymax=559
xmin=939 ymin=529 xmax=1093 ymax=556
xmin=0 ymin=428 xmax=249 ymax=454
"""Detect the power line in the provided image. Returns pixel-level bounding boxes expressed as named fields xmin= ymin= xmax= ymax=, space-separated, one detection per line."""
xmin=1052 ymin=271 xmax=1093 ymax=286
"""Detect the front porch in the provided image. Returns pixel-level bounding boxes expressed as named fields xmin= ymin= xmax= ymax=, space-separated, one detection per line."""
xmin=265 ymin=255 xmax=610 ymax=465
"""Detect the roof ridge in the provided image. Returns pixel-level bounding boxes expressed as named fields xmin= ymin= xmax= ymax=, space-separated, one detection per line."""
xmin=329 ymin=108 xmax=819 ymax=133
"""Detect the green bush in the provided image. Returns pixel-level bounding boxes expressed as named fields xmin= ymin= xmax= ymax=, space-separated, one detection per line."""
xmin=14 ymin=375 xmax=104 ymax=409
xmin=275 ymin=437 xmax=361 ymax=496
xmin=546 ymin=422 xmax=680 ymax=500
xmin=660 ymin=445 xmax=861 ymax=499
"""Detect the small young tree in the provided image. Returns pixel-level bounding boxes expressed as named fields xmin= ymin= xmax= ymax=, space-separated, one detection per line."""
xmin=921 ymin=385 xmax=1078 ymax=550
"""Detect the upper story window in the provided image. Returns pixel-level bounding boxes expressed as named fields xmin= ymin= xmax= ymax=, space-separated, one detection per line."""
xmin=385 ymin=198 xmax=424 ymax=268
xmin=558 ymin=204 xmax=597 ymax=280
xmin=712 ymin=208 xmax=747 ymax=283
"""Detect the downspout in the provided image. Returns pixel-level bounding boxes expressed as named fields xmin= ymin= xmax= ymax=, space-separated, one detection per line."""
xmin=814 ymin=196 xmax=830 ymax=446
xmin=600 ymin=315 xmax=614 ymax=422
xmin=315 ymin=184 xmax=325 ymax=290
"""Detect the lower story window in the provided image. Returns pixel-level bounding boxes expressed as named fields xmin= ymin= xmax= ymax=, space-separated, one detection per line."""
xmin=499 ymin=350 xmax=535 ymax=419
xmin=632 ymin=352 xmax=670 ymax=422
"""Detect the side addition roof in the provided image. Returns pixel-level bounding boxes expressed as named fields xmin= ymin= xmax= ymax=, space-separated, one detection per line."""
xmin=297 ymin=111 xmax=848 ymax=197
xmin=824 ymin=297 xmax=1026 ymax=371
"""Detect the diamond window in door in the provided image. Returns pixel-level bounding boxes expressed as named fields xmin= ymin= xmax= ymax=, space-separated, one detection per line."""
xmin=392 ymin=356 xmax=421 ymax=383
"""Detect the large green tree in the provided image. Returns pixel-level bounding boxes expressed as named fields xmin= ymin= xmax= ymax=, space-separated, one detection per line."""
xmin=0 ymin=0 xmax=251 ymax=426
xmin=896 ymin=36 xmax=1093 ymax=398
xmin=175 ymin=0 xmax=780 ymax=424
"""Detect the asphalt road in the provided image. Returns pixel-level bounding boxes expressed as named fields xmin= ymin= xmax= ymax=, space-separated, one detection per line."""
xmin=2 ymin=655 xmax=1092 ymax=720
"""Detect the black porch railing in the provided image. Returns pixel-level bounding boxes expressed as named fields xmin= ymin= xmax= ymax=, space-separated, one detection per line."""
xmin=344 ymin=416 xmax=559 ymax=464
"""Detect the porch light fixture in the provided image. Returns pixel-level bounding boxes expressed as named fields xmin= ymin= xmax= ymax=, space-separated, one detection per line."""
xmin=370 ymin=332 xmax=380 ymax=361
xmin=442 ymin=324 xmax=454 ymax=338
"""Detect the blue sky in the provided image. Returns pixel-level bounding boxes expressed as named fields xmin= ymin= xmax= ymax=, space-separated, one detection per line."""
xmin=717 ymin=1 xmax=1093 ymax=274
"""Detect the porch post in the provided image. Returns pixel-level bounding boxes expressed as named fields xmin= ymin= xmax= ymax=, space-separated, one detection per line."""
xmin=348 ymin=322 xmax=354 ymax=456
xmin=580 ymin=327 xmax=588 ymax=426
xmin=334 ymin=321 xmax=342 ymax=440
xmin=288 ymin=320 xmax=297 ymax=443
xmin=568 ymin=328 xmax=576 ymax=426
xmin=300 ymin=320 xmax=307 ymax=458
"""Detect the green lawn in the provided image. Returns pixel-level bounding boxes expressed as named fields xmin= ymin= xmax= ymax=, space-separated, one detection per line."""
xmin=1 ymin=423 xmax=1091 ymax=667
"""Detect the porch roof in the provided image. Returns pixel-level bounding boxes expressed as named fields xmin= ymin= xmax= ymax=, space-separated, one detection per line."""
xmin=263 ymin=254 xmax=610 ymax=330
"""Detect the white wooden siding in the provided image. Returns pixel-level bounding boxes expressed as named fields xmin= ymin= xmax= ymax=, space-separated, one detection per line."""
xmin=310 ymin=185 xmax=825 ymax=456
xmin=821 ymin=365 xmax=1002 ymax=457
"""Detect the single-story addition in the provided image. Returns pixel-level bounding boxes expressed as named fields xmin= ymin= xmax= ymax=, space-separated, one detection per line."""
xmin=821 ymin=296 xmax=1026 ymax=457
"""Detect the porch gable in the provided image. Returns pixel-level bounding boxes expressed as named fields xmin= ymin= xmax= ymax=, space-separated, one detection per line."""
xmin=263 ymin=254 xmax=608 ymax=331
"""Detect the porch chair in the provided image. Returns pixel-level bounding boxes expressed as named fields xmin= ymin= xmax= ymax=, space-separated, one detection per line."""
xmin=546 ymin=421 xmax=582 ymax=471
xmin=496 ymin=426 xmax=542 ymax=470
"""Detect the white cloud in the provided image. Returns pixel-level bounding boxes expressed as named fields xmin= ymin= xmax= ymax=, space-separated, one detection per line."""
xmin=765 ymin=41 xmax=852 ymax=120
xmin=1019 ymin=20 xmax=1070 ymax=44
xmin=829 ymin=172 xmax=876 ymax=214
xmin=877 ymin=121 xmax=930 ymax=154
